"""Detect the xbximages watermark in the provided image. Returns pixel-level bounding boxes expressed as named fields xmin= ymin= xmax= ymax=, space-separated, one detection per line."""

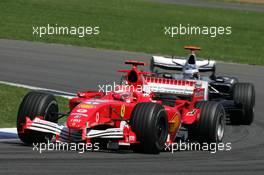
xmin=33 ymin=141 xmax=100 ymax=153
xmin=165 ymin=140 xmax=232 ymax=154
xmin=165 ymin=24 xmax=232 ymax=38
xmin=98 ymin=82 xmax=175 ymax=94
xmin=32 ymin=24 xmax=100 ymax=38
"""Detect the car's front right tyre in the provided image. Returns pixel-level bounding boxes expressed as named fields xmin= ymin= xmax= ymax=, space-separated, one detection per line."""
xmin=130 ymin=102 xmax=168 ymax=154
xmin=17 ymin=91 xmax=58 ymax=145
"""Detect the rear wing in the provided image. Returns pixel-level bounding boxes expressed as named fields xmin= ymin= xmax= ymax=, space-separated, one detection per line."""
xmin=150 ymin=56 xmax=216 ymax=73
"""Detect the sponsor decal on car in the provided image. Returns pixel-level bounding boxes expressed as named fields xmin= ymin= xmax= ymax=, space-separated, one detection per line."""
xmin=169 ymin=112 xmax=181 ymax=132
xmin=70 ymin=118 xmax=81 ymax=123
xmin=186 ymin=109 xmax=196 ymax=116
xmin=120 ymin=105 xmax=126 ymax=118
xmin=79 ymin=104 xmax=96 ymax=109
xmin=71 ymin=113 xmax=88 ymax=117
xmin=76 ymin=109 xmax=88 ymax=113
xmin=96 ymin=112 xmax=100 ymax=123
xmin=85 ymin=101 xmax=99 ymax=105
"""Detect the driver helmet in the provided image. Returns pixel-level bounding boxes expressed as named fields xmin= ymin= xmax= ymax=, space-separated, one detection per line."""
xmin=182 ymin=64 xmax=199 ymax=79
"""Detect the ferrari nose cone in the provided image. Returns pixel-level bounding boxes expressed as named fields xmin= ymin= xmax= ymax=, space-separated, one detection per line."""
xmin=67 ymin=115 xmax=87 ymax=129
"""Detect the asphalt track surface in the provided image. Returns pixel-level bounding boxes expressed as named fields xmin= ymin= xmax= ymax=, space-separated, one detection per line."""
xmin=149 ymin=0 xmax=264 ymax=12
xmin=0 ymin=39 xmax=264 ymax=174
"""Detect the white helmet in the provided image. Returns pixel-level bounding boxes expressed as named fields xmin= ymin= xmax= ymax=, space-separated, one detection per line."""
xmin=182 ymin=54 xmax=200 ymax=79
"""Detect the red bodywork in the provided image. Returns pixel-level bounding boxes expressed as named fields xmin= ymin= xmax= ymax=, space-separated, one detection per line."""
xmin=23 ymin=60 xmax=204 ymax=145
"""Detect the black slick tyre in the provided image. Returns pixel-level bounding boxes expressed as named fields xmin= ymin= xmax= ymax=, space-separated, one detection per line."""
xmin=233 ymin=83 xmax=255 ymax=125
xmin=130 ymin=102 xmax=168 ymax=154
xmin=17 ymin=91 xmax=58 ymax=145
xmin=189 ymin=101 xmax=226 ymax=143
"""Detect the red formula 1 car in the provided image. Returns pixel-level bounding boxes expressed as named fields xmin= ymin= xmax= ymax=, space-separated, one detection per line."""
xmin=17 ymin=60 xmax=225 ymax=154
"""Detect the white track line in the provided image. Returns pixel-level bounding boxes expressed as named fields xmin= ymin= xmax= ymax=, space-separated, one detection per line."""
xmin=0 ymin=80 xmax=76 ymax=138
xmin=0 ymin=128 xmax=17 ymax=133
xmin=0 ymin=128 xmax=17 ymax=139
xmin=0 ymin=80 xmax=76 ymax=99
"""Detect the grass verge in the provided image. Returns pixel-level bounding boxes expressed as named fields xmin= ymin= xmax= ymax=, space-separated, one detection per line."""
xmin=0 ymin=84 xmax=68 ymax=128
xmin=0 ymin=0 xmax=263 ymax=65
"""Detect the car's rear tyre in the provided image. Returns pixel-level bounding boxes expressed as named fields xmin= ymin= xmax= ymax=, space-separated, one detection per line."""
xmin=17 ymin=91 xmax=58 ymax=145
xmin=130 ymin=102 xmax=168 ymax=154
xmin=233 ymin=83 xmax=255 ymax=125
xmin=189 ymin=101 xmax=226 ymax=143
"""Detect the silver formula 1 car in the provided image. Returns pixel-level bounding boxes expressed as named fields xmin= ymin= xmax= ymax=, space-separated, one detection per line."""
xmin=150 ymin=46 xmax=255 ymax=125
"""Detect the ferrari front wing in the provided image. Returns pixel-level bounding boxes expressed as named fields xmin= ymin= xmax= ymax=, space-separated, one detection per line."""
xmin=21 ymin=117 xmax=136 ymax=144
